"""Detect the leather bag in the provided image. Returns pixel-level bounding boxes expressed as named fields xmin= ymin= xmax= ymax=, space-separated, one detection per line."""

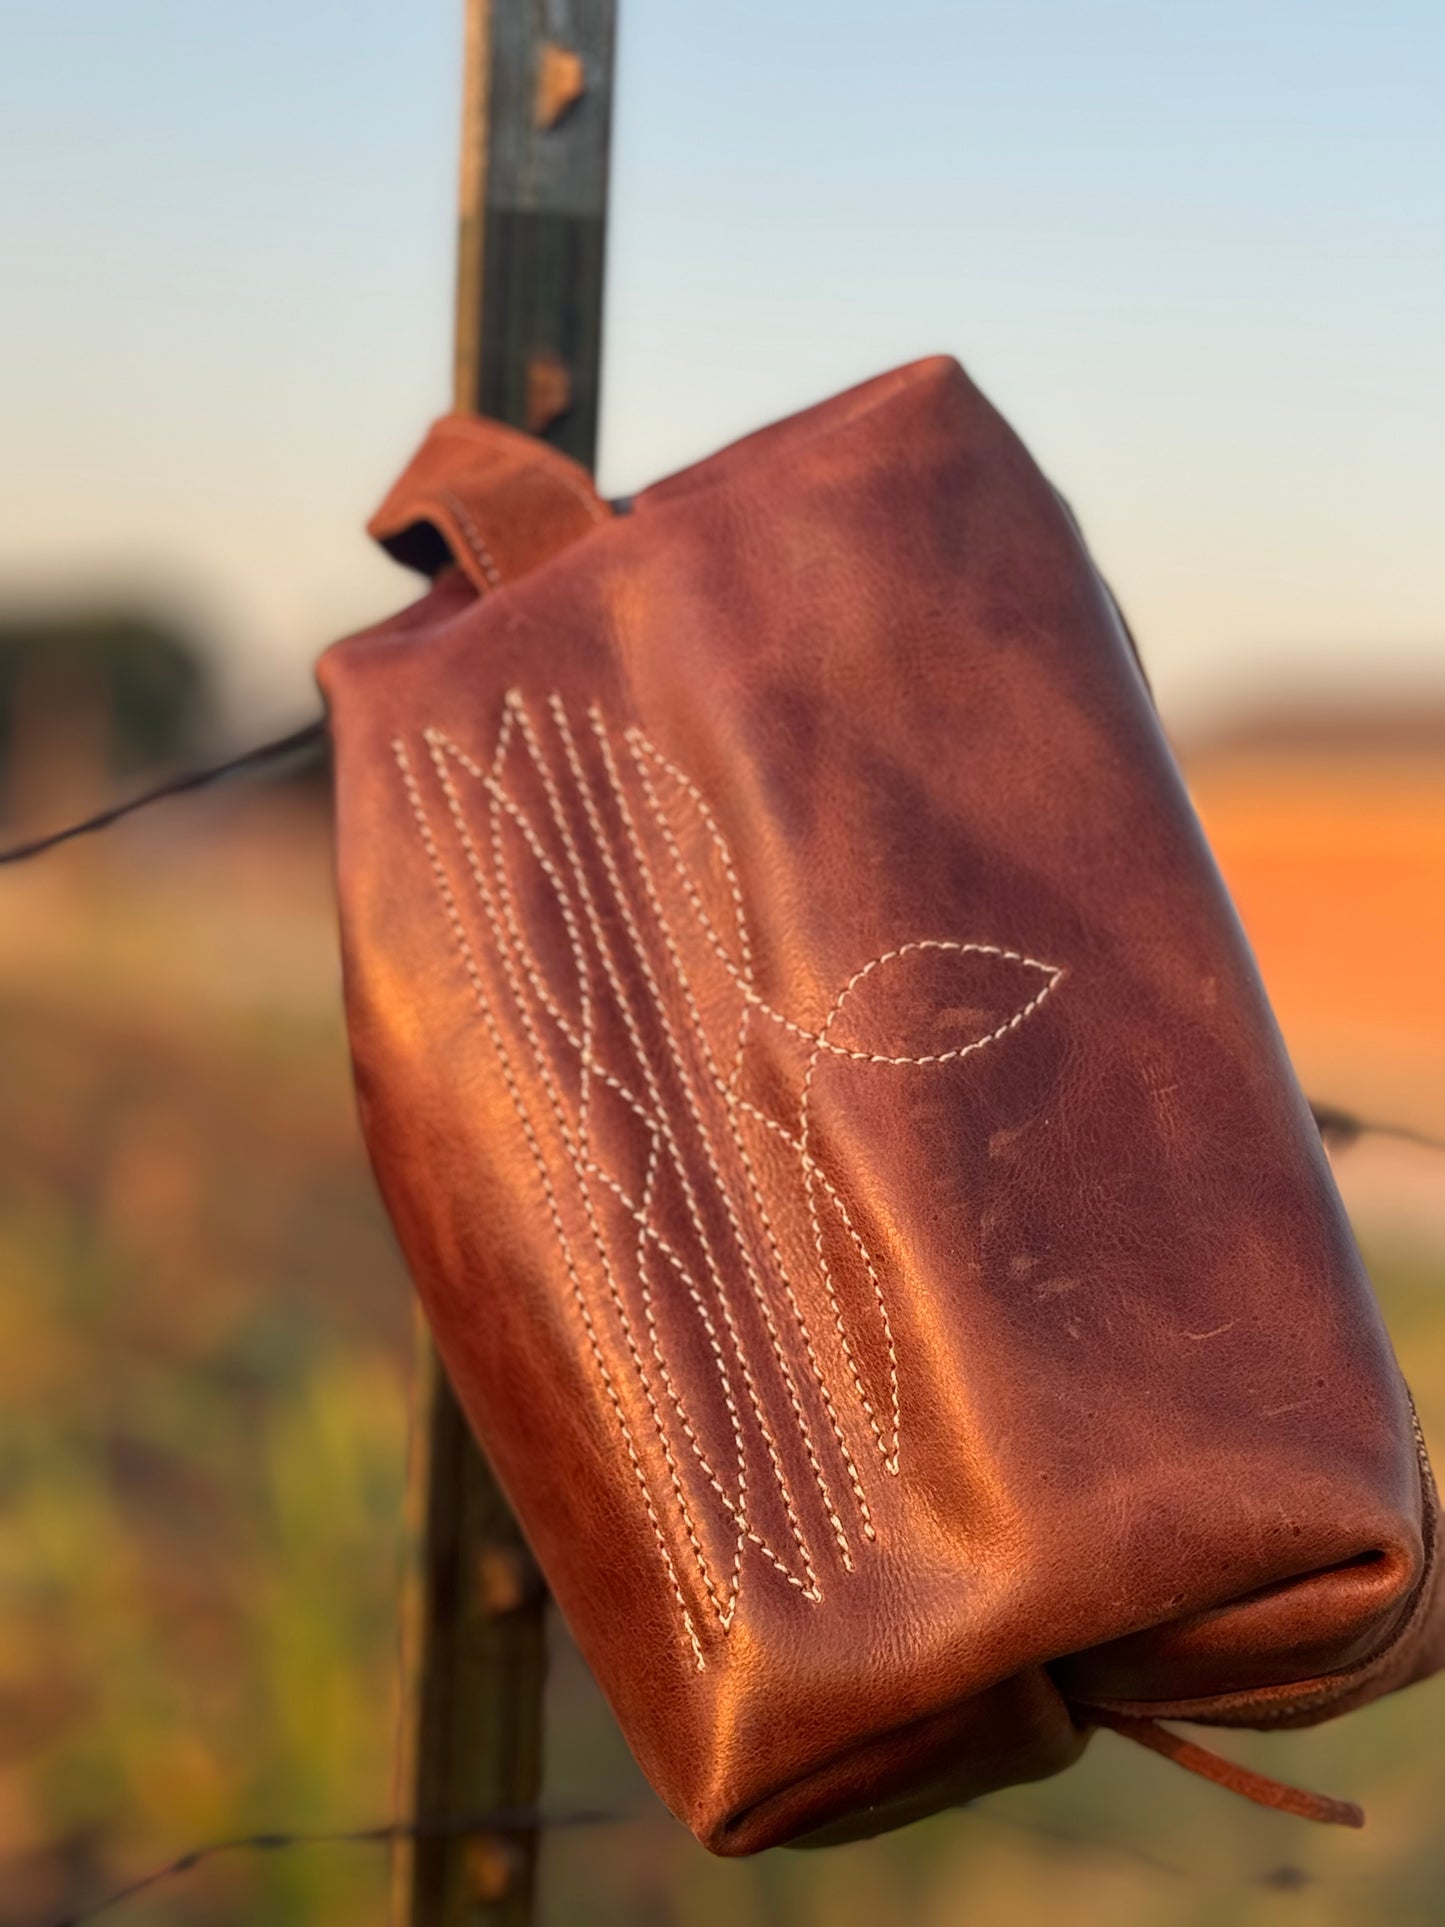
xmin=319 ymin=357 xmax=1442 ymax=1851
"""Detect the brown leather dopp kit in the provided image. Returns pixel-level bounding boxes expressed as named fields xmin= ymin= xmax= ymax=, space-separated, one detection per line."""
xmin=319 ymin=358 xmax=1443 ymax=1851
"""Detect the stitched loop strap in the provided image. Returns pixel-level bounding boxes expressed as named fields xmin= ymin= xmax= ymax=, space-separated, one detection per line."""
xmin=1082 ymin=1705 xmax=1365 ymax=1828
xmin=369 ymin=414 xmax=612 ymax=594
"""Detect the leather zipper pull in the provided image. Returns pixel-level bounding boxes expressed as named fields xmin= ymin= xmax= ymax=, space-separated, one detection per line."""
xmin=1080 ymin=1705 xmax=1364 ymax=1828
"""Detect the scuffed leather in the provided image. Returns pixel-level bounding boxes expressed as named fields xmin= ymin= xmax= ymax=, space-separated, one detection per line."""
xmin=319 ymin=357 xmax=1440 ymax=1853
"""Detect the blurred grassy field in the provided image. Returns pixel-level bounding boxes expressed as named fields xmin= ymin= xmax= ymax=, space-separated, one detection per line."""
xmin=0 ymin=739 xmax=1441 ymax=1925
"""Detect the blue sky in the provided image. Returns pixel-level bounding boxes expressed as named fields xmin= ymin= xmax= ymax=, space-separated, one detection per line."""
xmin=2 ymin=1 xmax=1441 ymax=734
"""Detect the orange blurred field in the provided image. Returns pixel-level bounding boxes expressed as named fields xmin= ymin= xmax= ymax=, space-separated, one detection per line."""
xmin=1190 ymin=748 xmax=1445 ymax=1137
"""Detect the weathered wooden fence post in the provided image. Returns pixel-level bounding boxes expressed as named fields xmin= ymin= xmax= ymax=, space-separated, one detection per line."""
xmin=409 ymin=5 xmax=617 ymax=1923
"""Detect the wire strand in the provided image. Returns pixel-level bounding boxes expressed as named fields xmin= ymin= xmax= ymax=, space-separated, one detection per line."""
xmin=0 ymin=720 xmax=328 ymax=867
xmin=48 ymin=1807 xmax=617 ymax=1927
xmin=1310 ymin=1101 xmax=1445 ymax=1156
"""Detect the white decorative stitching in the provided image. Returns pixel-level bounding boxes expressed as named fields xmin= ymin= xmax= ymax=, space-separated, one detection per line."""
xmin=392 ymin=735 xmax=705 ymax=1669
xmin=624 ymin=729 xmax=1062 ymax=1065
xmin=543 ymin=696 xmax=826 ymax=1592
xmin=426 ymin=733 xmax=736 ymax=1628
xmin=437 ymin=488 xmax=503 ymax=591
xmin=425 ymin=727 xmax=822 ymax=1604
xmin=394 ymin=693 xmax=1066 ymax=1665
xmin=628 ymin=737 xmax=903 ymax=1474
xmin=594 ymin=708 xmax=871 ymax=1552
xmin=498 ymin=697 xmax=820 ymax=1600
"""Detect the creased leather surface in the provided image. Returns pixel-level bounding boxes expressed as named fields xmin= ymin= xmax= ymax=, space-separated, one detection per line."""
xmin=319 ymin=357 xmax=1439 ymax=1852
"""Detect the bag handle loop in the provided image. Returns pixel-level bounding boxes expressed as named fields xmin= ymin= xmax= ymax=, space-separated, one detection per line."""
xmin=368 ymin=414 xmax=612 ymax=595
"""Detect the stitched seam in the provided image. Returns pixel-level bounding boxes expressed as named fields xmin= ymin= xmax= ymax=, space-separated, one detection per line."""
xmin=465 ymin=709 xmax=760 ymax=1615
xmin=431 ymin=725 xmax=817 ymax=1603
xmin=626 ymin=731 xmax=1063 ymax=1061
xmin=630 ymin=733 xmax=901 ymax=1473
xmin=425 ymin=732 xmax=732 ymax=1627
xmin=544 ymin=695 xmax=825 ymax=1592
xmin=735 ymin=1095 xmax=900 ymax=1469
xmin=505 ymin=696 xmax=801 ymax=1604
xmin=577 ymin=1150 xmax=815 ymax=1596
xmin=615 ymin=717 xmax=880 ymax=1539
xmin=470 ymin=714 xmax=752 ymax=1623
xmin=392 ymin=736 xmax=705 ymax=1669
xmin=507 ymin=696 xmax=821 ymax=1599
xmin=596 ymin=708 xmax=871 ymax=1550
xmin=437 ymin=488 xmax=503 ymax=590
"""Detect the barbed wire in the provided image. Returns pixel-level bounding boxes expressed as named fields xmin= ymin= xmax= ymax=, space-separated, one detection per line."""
xmin=44 ymin=1807 xmax=618 ymax=1927
xmin=44 ymin=1773 xmax=1330 ymax=1926
xmin=1310 ymin=1101 xmax=1445 ymax=1155
xmin=0 ymin=719 xmax=327 ymax=866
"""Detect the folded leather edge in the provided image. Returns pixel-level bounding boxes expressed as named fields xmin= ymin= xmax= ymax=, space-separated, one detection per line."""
xmin=368 ymin=413 xmax=612 ymax=594
xmin=1076 ymin=1387 xmax=1441 ymax=1731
